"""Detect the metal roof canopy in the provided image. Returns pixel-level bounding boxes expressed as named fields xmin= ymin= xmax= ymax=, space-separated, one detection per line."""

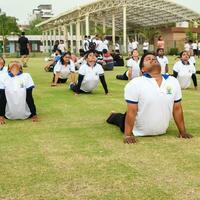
xmin=37 ymin=0 xmax=200 ymax=29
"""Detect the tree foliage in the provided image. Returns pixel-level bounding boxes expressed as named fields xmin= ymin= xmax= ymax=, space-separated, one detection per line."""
xmin=0 ymin=15 xmax=20 ymax=35
xmin=25 ymin=18 xmax=43 ymax=35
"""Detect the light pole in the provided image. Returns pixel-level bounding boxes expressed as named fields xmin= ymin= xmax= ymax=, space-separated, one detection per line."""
xmin=0 ymin=11 xmax=6 ymax=57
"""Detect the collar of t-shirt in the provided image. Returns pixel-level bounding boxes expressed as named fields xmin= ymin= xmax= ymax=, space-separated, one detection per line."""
xmin=8 ymin=71 xmax=23 ymax=77
xmin=181 ymin=60 xmax=190 ymax=65
xmin=132 ymin=57 xmax=139 ymax=62
xmin=143 ymin=72 xmax=169 ymax=80
xmin=0 ymin=66 xmax=4 ymax=71
xmin=86 ymin=62 xmax=97 ymax=68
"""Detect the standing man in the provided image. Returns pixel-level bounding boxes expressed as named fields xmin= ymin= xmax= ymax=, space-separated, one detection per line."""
xmin=107 ymin=53 xmax=192 ymax=143
xmin=18 ymin=32 xmax=30 ymax=67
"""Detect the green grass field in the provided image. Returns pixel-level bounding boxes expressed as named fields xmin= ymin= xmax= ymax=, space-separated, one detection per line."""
xmin=0 ymin=56 xmax=200 ymax=200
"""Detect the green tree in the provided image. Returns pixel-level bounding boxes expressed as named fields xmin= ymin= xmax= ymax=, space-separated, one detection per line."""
xmin=0 ymin=14 xmax=20 ymax=54
xmin=25 ymin=18 xmax=43 ymax=35
xmin=0 ymin=15 xmax=19 ymax=35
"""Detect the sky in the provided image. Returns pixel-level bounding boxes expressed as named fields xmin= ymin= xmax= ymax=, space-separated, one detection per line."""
xmin=0 ymin=0 xmax=200 ymax=24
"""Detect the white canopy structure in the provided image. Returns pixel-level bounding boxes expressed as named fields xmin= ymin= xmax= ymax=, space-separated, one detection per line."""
xmin=37 ymin=0 xmax=200 ymax=53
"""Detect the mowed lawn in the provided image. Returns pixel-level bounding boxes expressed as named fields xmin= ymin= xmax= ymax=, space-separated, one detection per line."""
xmin=0 ymin=56 xmax=200 ymax=200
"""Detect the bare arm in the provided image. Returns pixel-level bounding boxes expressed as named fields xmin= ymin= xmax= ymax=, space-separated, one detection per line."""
xmin=128 ymin=69 xmax=132 ymax=80
xmin=52 ymin=72 xmax=60 ymax=86
xmin=69 ymin=72 xmax=76 ymax=83
xmin=124 ymin=103 xmax=138 ymax=143
xmin=165 ymin=64 xmax=169 ymax=73
xmin=173 ymin=102 xmax=193 ymax=138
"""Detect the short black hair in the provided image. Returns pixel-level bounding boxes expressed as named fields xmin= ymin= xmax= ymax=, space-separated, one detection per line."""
xmin=179 ymin=50 xmax=188 ymax=58
xmin=102 ymin=49 xmax=108 ymax=54
xmin=55 ymin=49 xmax=62 ymax=55
xmin=21 ymin=32 xmax=25 ymax=36
xmin=139 ymin=52 xmax=155 ymax=70
xmin=156 ymin=48 xmax=164 ymax=54
xmin=85 ymin=49 xmax=97 ymax=58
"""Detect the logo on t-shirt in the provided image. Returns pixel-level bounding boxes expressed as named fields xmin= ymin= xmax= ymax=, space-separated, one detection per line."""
xmin=166 ymin=86 xmax=172 ymax=95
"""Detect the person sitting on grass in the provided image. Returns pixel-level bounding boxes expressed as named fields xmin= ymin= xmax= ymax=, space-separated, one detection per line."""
xmin=51 ymin=52 xmax=76 ymax=86
xmin=0 ymin=61 xmax=38 ymax=124
xmin=107 ymin=53 xmax=192 ymax=144
xmin=44 ymin=49 xmax=62 ymax=72
xmin=0 ymin=57 xmax=7 ymax=74
xmin=173 ymin=51 xmax=197 ymax=89
xmin=70 ymin=50 xmax=108 ymax=95
xmin=156 ymin=48 xmax=169 ymax=74
xmin=102 ymin=49 xmax=114 ymax=71
xmin=75 ymin=49 xmax=86 ymax=70
xmin=116 ymin=49 xmax=140 ymax=80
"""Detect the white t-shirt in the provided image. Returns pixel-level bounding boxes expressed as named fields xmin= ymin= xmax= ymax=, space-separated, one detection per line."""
xmin=189 ymin=56 xmax=196 ymax=65
xmin=115 ymin=43 xmax=120 ymax=51
xmin=58 ymin=43 xmax=65 ymax=52
xmin=127 ymin=58 xmax=140 ymax=79
xmin=102 ymin=40 xmax=109 ymax=50
xmin=132 ymin=41 xmax=138 ymax=50
xmin=173 ymin=60 xmax=196 ymax=89
xmin=184 ymin=43 xmax=191 ymax=52
xmin=157 ymin=56 xmax=169 ymax=74
xmin=0 ymin=72 xmax=34 ymax=120
xmin=143 ymin=42 xmax=149 ymax=50
xmin=78 ymin=63 xmax=104 ymax=92
xmin=198 ymin=42 xmax=200 ymax=50
xmin=54 ymin=60 xmax=75 ymax=79
xmin=124 ymin=75 xmax=182 ymax=136
xmin=0 ymin=66 xmax=8 ymax=75
xmin=95 ymin=40 xmax=104 ymax=52
xmin=128 ymin=42 xmax=133 ymax=52
xmin=83 ymin=40 xmax=89 ymax=52
xmin=192 ymin=42 xmax=197 ymax=50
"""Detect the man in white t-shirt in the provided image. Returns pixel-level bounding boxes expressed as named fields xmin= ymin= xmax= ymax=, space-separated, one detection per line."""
xmin=0 ymin=61 xmax=38 ymax=124
xmin=83 ymin=36 xmax=89 ymax=52
xmin=58 ymin=40 xmax=66 ymax=53
xmin=95 ymin=37 xmax=104 ymax=54
xmin=107 ymin=53 xmax=192 ymax=143
xmin=102 ymin=37 xmax=109 ymax=51
xmin=143 ymin=40 xmax=149 ymax=54
xmin=192 ymin=41 xmax=198 ymax=56
xmin=156 ymin=48 xmax=169 ymax=74
xmin=184 ymin=41 xmax=191 ymax=52
xmin=132 ymin=39 xmax=138 ymax=50
xmin=128 ymin=39 xmax=134 ymax=56
xmin=173 ymin=51 xmax=197 ymax=89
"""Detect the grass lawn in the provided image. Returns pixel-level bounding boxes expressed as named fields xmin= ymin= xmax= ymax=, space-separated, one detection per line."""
xmin=0 ymin=56 xmax=200 ymax=200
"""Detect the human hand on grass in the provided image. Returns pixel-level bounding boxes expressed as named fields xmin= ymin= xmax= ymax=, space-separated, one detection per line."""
xmin=32 ymin=115 xmax=39 ymax=122
xmin=178 ymin=132 xmax=193 ymax=139
xmin=123 ymin=135 xmax=137 ymax=144
xmin=0 ymin=116 xmax=5 ymax=125
xmin=51 ymin=83 xmax=57 ymax=87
